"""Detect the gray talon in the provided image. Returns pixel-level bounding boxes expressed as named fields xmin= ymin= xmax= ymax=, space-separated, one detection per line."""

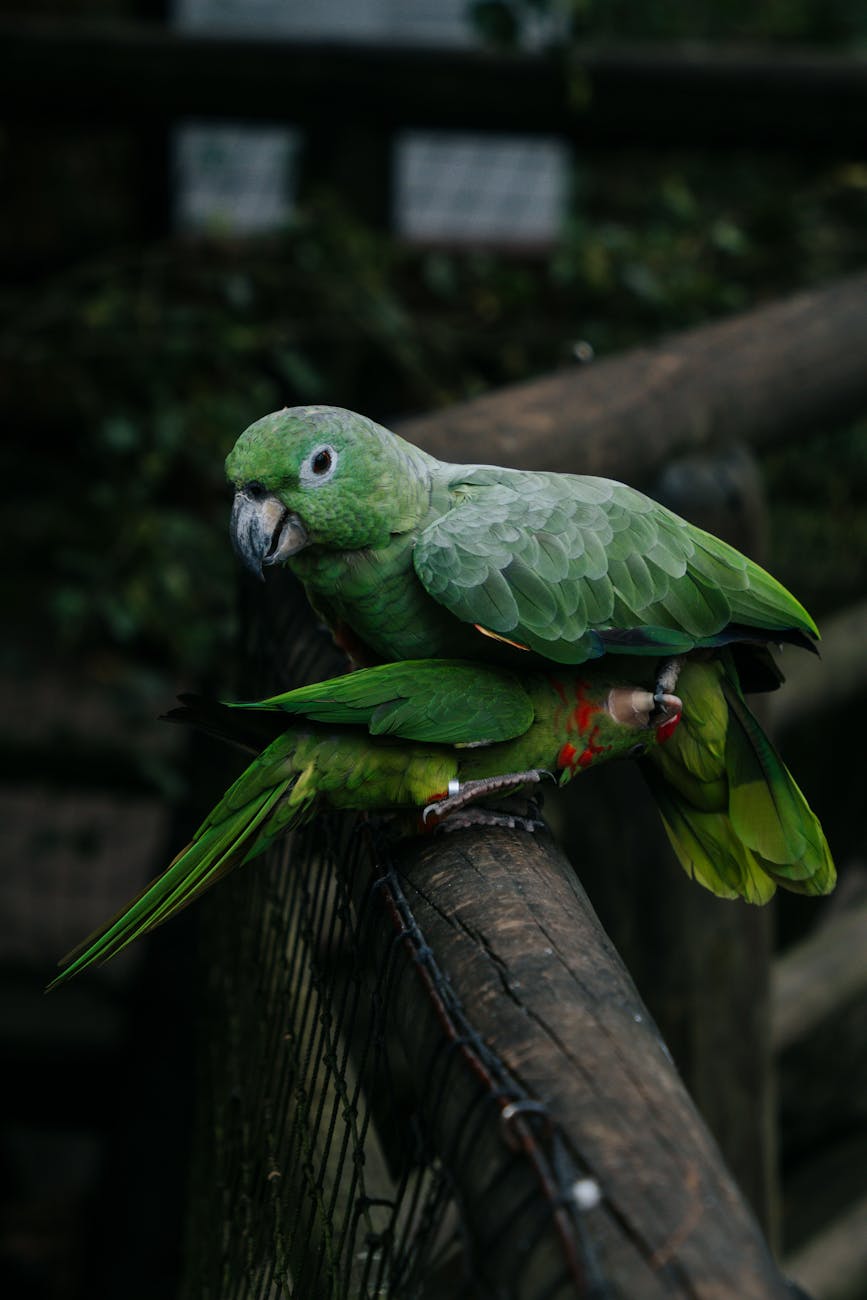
xmin=652 ymin=657 xmax=685 ymax=722
xmin=423 ymin=770 xmax=547 ymax=829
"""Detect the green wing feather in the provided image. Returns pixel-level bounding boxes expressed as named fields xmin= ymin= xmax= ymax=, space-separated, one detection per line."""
xmin=48 ymin=769 xmax=294 ymax=989
xmin=644 ymin=657 xmax=834 ymax=903
xmin=234 ymin=658 xmax=535 ymax=746
xmin=414 ymin=466 xmax=818 ymax=664
xmin=642 ymin=764 xmax=777 ymax=904
xmin=721 ymin=671 xmax=835 ymax=894
xmin=51 ymin=662 xmax=517 ymax=987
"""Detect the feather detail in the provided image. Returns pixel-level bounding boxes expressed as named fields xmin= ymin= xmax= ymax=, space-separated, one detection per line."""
xmin=645 ymin=657 xmax=835 ymax=902
xmin=48 ymin=778 xmax=292 ymax=988
xmin=722 ymin=674 xmax=834 ymax=892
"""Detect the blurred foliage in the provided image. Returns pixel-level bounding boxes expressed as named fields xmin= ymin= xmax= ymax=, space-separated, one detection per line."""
xmin=4 ymin=148 xmax=867 ymax=686
xmin=2 ymin=1 xmax=867 ymax=692
xmin=764 ymin=420 xmax=867 ymax=610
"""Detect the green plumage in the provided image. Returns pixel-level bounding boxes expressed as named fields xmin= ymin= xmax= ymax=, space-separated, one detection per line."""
xmin=225 ymin=406 xmax=817 ymax=669
xmin=49 ymin=406 xmax=835 ymax=987
xmin=644 ymin=657 xmax=833 ymax=905
xmin=224 ymin=404 xmax=832 ymax=909
xmin=244 ymin=659 xmax=534 ymax=744
xmin=50 ymin=658 xmax=681 ymax=987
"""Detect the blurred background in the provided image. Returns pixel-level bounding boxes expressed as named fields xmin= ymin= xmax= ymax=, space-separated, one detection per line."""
xmin=2 ymin=1 xmax=866 ymax=1297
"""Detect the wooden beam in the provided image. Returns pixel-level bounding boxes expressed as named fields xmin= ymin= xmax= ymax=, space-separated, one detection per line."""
xmin=4 ymin=19 xmax=867 ymax=149
xmin=772 ymin=902 xmax=867 ymax=1052
xmin=553 ymin=447 xmax=778 ymax=1236
xmin=784 ymin=1194 xmax=867 ymax=1300
xmin=396 ymin=272 xmax=867 ymax=482
xmin=765 ymin=599 xmax=867 ymax=736
xmin=375 ymin=826 xmax=793 ymax=1297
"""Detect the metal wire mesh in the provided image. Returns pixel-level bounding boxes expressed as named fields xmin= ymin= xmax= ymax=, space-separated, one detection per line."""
xmin=183 ymin=823 xmax=608 ymax=1299
xmin=180 ymin=574 xmax=596 ymax=1299
xmin=184 ymin=817 xmax=428 ymax=1297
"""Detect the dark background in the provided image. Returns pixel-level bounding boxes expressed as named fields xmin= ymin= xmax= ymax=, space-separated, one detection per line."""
xmin=2 ymin=1 xmax=866 ymax=1297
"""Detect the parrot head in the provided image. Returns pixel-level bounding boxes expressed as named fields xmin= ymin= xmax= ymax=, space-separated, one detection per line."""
xmin=226 ymin=405 xmax=432 ymax=576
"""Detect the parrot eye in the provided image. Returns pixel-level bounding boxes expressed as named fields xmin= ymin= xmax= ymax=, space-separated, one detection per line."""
xmin=300 ymin=444 xmax=339 ymax=487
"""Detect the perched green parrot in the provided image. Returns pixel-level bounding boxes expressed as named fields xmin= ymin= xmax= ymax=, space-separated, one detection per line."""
xmin=51 ymin=657 xmax=684 ymax=987
xmin=226 ymin=405 xmax=818 ymax=674
xmin=49 ymin=405 xmax=835 ymax=987
xmin=224 ymin=403 xmax=833 ymax=897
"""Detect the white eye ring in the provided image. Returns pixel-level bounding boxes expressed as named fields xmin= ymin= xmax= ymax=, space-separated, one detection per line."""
xmin=299 ymin=444 xmax=339 ymax=488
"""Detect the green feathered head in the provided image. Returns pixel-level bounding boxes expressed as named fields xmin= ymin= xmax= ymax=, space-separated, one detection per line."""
xmin=226 ymin=405 xmax=433 ymax=573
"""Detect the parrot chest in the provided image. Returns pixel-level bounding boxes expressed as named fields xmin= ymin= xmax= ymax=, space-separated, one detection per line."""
xmin=292 ymin=538 xmax=474 ymax=663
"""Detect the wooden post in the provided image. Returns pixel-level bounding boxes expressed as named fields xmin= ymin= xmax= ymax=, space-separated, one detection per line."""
xmin=369 ymin=825 xmax=793 ymax=1298
xmin=396 ymin=271 xmax=867 ymax=483
xmin=554 ymin=445 xmax=778 ymax=1236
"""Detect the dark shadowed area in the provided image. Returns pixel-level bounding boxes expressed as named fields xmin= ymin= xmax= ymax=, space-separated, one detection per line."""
xmin=2 ymin=1 xmax=866 ymax=1297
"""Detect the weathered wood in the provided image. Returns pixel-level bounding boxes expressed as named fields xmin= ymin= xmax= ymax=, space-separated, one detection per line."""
xmin=784 ymin=1194 xmax=867 ymax=1300
xmin=377 ymin=826 xmax=792 ymax=1299
xmin=396 ymin=272 xmax=867 ymax=483
xmin=553 ymin=761 xmax=778 ymax=1239
xmin=549 ymin=446 xmax=778 ymax=1237
xmin=772 ymin=902 xmax=867 ymax=1052
xmin=772 ymin=895 xmax=867 ymax=1264
xmin=781 ymin=1125 xmax=867 ymax=1275
xmin=5 ymin=20 xmax=867 ymax=149
xmin=776 ymin=903 xmax=867 ymax=1159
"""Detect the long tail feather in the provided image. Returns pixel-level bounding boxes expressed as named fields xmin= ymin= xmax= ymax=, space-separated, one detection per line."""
xmin=722 ymin=675 xmax=835 ymax=895
xmin=642 ymin=762 xmax=776 ymax=904
xmin=48 ymin=710 xmax=455 ymax=988
xmin=47 ymin=755 xmax=298 ymax=990
xmin=645 ymin=657 xmax=834 ymax=903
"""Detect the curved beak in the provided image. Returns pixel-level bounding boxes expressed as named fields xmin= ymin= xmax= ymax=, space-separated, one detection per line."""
xmin=230 ymin=490 xmax=309 ymax=579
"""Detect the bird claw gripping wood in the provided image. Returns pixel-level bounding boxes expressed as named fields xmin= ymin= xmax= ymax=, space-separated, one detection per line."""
xmin=422 ymin=770 xmax=552 ymax=833
xmin=436 ymin=788 xmax=548 ymax=835
xmin=437 ymin=805 xmax=548 ymax=834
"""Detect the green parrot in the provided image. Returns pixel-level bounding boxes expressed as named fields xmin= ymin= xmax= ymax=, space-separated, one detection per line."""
xmin=226 ymin=405 xmax=818 ymax=674
xmin=224 ymin=403 xmax=833 ymax=898
xmin=49 ymin=405 xmax=835 ymax=987
xmin=50 ymin=656 xmax=691 ymax=987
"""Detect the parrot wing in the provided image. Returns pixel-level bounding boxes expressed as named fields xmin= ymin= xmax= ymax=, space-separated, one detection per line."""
xmin=414 ymin=467 xmax=818 ymax=665
xmin=231 ymin=658 xmax=535 ymax=746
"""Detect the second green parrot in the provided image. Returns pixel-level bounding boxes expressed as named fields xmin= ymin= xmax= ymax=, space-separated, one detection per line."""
xmin=49 ymin=653 xmax=832 ymax=988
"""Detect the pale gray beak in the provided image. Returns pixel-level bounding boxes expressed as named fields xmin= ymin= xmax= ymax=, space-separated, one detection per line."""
xmin=230 ymin=489 xmax=309 ymax=579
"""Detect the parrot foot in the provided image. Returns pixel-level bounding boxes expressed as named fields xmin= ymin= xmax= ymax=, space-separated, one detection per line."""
xmin=606 ymin=686 xmax=681 ymax=729
xmin=422 ymin=770 xmax=551 ymax=829
xmin=652 ymin=657 xmax=685 ymax=719
xmin=438 ymin=804 xmax=547 ymax=834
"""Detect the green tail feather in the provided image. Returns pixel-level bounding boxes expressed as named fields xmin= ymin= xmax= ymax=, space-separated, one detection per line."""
xmin=721 ymin=675 xmax=835 ymax=894
xmin=642 ymin=763 xmax=776 ymax=904
xmin=47 ymin=762 xmax=298 ymax=990
xmin=646 ymin=657 xmax=835 ymax=903
xmin=47 ymin=714 xmax=455 ymax=989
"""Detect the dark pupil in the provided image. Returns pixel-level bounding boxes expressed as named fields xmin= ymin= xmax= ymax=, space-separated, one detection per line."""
xmin=312 ymin=449 xmax=332 ymax=474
